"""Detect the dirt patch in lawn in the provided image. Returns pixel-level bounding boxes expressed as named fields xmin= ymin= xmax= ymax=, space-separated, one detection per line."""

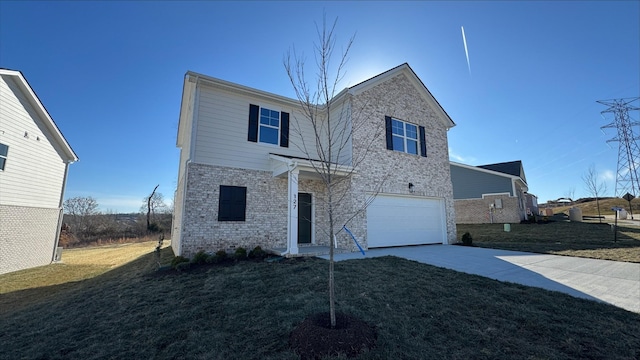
xmin=290 ymin=312 xmax=377 ymax=359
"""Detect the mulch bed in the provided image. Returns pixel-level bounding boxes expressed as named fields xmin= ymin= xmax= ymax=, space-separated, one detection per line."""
xmin=289 ymin=312 xmax=377 ymax=359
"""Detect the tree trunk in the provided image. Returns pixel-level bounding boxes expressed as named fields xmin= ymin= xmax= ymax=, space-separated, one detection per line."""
xmin=147 ymin=184 xmax=159 ymax=230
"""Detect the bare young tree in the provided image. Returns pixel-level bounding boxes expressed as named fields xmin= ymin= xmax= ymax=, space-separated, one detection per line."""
xmin=285 ymin=16 xmax=383 ymax=328
xmin=582 ymin=165 xmax=607 ymax=223
xmin=565 ymin=187 xmax=576 ymax=203
xmin=63 ymin=196 xmax=99 ymax=237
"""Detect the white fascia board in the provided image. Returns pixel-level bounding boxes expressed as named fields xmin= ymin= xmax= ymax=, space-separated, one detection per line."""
xmin=0 ymin=69 xmax=78 ymax=162
xmin=269 ymin=154 xmax=354 ymax=178
xmin=187 ymin=71 xmax=302 ymax=109
xmin=176 ymin=73 xmax=196 ymax=148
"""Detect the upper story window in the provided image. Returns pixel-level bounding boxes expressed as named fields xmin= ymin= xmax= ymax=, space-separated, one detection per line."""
xmin=247 ymin=104 xmax=289 ymax=148
xmin=0 ymin=143 xmax=8 ymax=171
xmin=385 ymin=116 xmax=427 ymax=157
xmin=259 ymin=108 xmax=280 ymax=145
xmin=392 ymin=119 xmax=418 ymax=155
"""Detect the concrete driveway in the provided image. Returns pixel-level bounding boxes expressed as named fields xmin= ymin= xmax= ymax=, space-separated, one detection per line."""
xmin=321 ymin=245 xmax=640 ymax=313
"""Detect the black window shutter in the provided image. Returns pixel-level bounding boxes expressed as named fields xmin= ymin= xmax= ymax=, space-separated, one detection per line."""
xmin=385 ymin=116 xmax=393 ymax=150
xmin=231 ymin=187 xmax=247 ymax=221
xmin=218 ymin=186 xmax=232 ymax=221
xmin=419 ymin=126 xmax=427 ymax=157
xmin=247 ymin=104 xmax=259 ymax=142
xmin=280 ymin=111 xmax=289 ymax=148
xmin=219 ymin=186 xmax=247 ymax=221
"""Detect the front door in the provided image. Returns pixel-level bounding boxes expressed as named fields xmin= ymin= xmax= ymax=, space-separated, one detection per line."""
xmin=298 ymin=193 xmax=312 ymax=244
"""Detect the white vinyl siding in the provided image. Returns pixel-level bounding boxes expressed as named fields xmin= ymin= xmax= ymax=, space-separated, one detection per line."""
xmin=0 ymin=76 xmax=66 ymax=209
xmin=192 ymin=84 xmax=320 ymax=171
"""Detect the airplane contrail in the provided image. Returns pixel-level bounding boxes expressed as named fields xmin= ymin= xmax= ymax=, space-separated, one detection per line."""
xmin=461 ymin=26 xmax=471 ymax=75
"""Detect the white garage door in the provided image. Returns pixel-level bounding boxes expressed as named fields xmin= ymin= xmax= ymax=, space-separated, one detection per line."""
xmin=367 ymin=194 xmax=446 ymax=248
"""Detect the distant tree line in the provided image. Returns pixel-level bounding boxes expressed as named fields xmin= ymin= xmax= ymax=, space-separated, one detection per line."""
xmin=61 ymin=193 xmax=172 ymax=248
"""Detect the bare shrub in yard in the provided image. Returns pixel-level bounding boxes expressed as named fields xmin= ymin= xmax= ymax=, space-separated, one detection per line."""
xmin=461 ymin=232 xmax=473 ymax=246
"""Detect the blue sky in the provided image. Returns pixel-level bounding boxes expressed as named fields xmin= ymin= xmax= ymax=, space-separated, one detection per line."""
xmin=1 ymin=1 xmax=638 ymax=212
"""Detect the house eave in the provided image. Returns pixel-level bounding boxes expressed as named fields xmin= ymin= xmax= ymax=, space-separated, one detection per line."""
xmin=0 ymin=68 xmax=78 ymax=162
xmin=269 ymin=154 xmax=354 ymax=179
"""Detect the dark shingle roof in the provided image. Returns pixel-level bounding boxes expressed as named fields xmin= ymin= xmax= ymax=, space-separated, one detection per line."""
xmin=478 ymin=161 xmax=525 ymax=182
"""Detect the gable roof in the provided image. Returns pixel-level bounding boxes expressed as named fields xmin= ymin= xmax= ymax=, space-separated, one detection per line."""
xmin=478 ymin=161 xmax=526 ymax=183
xmin=0 ymin=69 xmax=78 ymax=162
xmin=346 ymin=63 xmax=456 ymax=129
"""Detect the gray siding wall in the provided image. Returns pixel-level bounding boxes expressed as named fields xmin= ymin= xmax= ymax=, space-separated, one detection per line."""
xmin=450 ymin=165 xmax=513 ymax=199
xmin=0 ymin=205 xmax=60 ymax=274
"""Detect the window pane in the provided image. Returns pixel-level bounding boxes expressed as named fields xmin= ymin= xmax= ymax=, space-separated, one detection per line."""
xmin=260 ymin=115 xmax=270 ymax=125
xmin=392 ymin=135 xmax=404 ymax=152
xmin=259 ymin=125 xmax=279 ymax=144
xmin=0 ymin=143 xmax=7 ymax=157
xmin=392 ymin=120 xmax=404 ymax=135
xmin=405 ymin=124 xmax=418 ymax=139
xmin=407 ymin=139 xmax=418 ymax=155
xmin=0 ymin=157 xmax=5 ymax=170
xmin=261 ymin=108 xmax=269 ymax=116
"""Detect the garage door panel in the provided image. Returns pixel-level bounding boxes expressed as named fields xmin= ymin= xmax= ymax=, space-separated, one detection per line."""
xmin=367 ymin=195 xmax=445 ymax=248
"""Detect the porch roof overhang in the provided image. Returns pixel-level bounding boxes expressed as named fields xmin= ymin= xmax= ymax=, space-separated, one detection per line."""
xmin=269 ymin=154 xmax=354 ymax=179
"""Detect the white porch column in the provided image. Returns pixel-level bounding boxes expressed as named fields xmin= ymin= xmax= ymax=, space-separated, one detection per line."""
xmin=287 ymin=168 xmax=299 ymax=255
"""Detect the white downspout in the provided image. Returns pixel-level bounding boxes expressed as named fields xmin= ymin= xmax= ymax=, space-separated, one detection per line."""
xmin=52 ymin=160 xmax=71 ymax=262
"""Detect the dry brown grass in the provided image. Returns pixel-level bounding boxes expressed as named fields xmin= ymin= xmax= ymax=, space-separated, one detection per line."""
xmin=0 ymin=240 xmax=168 ymax=296
xmin=548 ymin=197 xmax=640 ymax=216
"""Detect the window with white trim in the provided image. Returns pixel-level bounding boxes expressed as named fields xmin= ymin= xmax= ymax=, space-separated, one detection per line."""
xmin=391 ymin=119 xmax=419 ymax=155
xmin=259 ymin=108 xmax=280 ymax=145
xmin=247 ymin=104 xmax=289 ymax=148
xmin=0 ymin=143 xmax=8 ymax=171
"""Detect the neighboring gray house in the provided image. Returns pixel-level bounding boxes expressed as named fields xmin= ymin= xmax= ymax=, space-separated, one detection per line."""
xmin=0 ymin=69 xmax=78 ymax=275
xmin=450 ymin=161 xmax=528 ymax=224
xmin=172 ymin=63 xmax=457 ymax=257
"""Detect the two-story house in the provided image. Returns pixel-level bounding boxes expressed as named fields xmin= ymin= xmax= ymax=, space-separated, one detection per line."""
xmin=171 ymin=63 xmax=457 ymax=257
xmin=0 ymin=69 xmax=77 ymax=274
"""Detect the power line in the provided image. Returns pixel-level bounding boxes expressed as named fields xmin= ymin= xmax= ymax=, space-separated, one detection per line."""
xmin=599 ymin=97 xmax=640 ymax=197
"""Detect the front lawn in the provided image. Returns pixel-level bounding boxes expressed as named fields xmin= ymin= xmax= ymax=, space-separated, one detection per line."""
xmin=458 ymin=219 xmax=640 ymax=263
xmin=0 ymin=246 xmax=638 ymax=359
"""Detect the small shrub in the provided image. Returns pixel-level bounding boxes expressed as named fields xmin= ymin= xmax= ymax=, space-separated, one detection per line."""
xmin=249 ymin=246 xmax=267 ymax=259
xmin=171 ymin=256 xmax=190 ymax=269
xmin=206 ymin=250 xmax=228 ymax=264
xmin=461 ymin=232 xmax=473 ymax=246
xmin=175 ymin=261 xmax=191 ymax=271
xmin=234 ymin=247 xmax=247 ymax=260
xmin=192 ymin=250 xmax=210 ymax=265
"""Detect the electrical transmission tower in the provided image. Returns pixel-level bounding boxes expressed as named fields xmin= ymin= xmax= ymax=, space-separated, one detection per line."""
xmin=599 ymin=97 xmax=640 ymax=197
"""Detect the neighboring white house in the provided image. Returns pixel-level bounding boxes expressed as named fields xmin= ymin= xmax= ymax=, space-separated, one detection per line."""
xmin=450 ymin=161 xmax=529 ymax=224
xmin=0 ymin=69 xmax=78 ymax=274
xmin=171 ymin=63 xmax=457 ymax=257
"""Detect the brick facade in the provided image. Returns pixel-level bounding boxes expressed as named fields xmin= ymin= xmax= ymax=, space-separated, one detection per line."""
xmin=179 ymin=163 xmax=333 ymax=257
xmin=345 ymin=72 xmax=457 ymax=245
xmin=454 ymin=195 xmax=521 ymax=224
xmin=0 ymin=205 xmax=61 ymax=274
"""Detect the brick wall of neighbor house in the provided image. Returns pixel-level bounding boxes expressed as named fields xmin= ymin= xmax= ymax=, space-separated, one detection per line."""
xmin=344 ymin=72 xmax=457 ymax=245
xmin=179 ymin=162 xmax=330 ymax=257
xmin=454 ymin=195 xmax=521 ymax=224
xmin=0 ymin=205 xmax=60 ymax=274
